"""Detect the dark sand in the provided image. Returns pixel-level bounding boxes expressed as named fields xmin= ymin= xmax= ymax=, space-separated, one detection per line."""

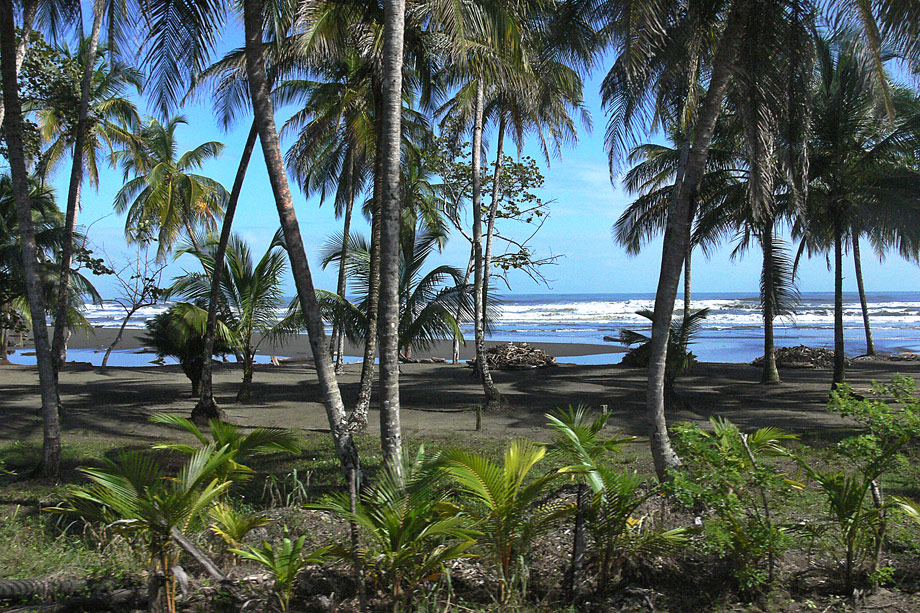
xmin=57 ymin=327 xmax=625 ymax=360
xmin=3 ymin=353 xmax=920 ymax=446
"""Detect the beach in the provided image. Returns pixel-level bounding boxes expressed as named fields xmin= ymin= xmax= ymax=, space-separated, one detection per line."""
xmin=4 ymin=355 xmax=920 ymax=445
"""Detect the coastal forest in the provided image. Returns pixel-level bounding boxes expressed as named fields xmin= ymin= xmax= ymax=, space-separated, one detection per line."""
xmin=3 ymin=0 xmax=920 ymax=611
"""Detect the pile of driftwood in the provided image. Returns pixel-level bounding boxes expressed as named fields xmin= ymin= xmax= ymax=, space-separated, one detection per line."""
xmin=751 ymin=345 xmax=845 ymax=369
xmin=470 ymin=343 xmax=557 ymax=370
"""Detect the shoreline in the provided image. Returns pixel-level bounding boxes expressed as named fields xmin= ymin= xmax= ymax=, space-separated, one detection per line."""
xmin=40 ymin=326 xmax=628 ymax=361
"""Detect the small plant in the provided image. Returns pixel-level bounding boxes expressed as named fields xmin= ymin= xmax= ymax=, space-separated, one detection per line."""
xmin=232 ymin=531 xmax=328 ymax=612
xmin=620 ymin=308 xmax=710 ymax=407
xmin=671 ymin=418 xmax=798 ymax=596
xmin=152 ymin=413 xmax=300 ymax=483
xmin=208 ymin=502 xmax=273 ymax=563
xmin=546 ymin=405 xmax=635 ymax=595
xmin=587 ymin=467 xmax=687 ymax=591
xmin=49 ymin=445 xmax=235 ymax=613
xmin=311 ymin=447 xmax=477 ymax=611
xmin=440 ymin=439 xmax=573 ymax=603
xmin=800 ymin=440 xmax=905 ymax=595
xmin=263 ymin=468 xmax=312 ymax=507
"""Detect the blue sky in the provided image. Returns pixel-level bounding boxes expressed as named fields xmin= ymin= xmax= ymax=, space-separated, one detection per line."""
xmin=37 ymin=28 xmax=920 ymax=299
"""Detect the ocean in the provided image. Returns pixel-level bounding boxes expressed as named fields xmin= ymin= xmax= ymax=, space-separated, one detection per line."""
xmin=10 ymin=292 xmax=920 ymax=366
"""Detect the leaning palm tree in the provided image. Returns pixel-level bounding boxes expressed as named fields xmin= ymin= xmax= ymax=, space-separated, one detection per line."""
xmin=39 ymin=37 xmax=142 ymax=369
xmin=169 ymin=230 xmax=288 ymax=405
xmin=112 ymin=115 xmax=228 ymax=260
xmin=794 ymin=33 xmax=920 ymax=386
xmin=140 ymin=0 xmax=362 ymax=481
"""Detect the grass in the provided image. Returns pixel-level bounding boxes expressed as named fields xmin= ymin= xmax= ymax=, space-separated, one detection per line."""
xmin=2 ymin=414 xmax=920 ymax=611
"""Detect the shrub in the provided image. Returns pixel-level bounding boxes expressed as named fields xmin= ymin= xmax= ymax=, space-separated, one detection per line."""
xmin=670 ymin=418 xmax=798 ymax=595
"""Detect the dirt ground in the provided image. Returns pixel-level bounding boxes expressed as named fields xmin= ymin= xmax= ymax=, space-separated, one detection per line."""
xmin=4 ymin=358 xmax=919 ymax=446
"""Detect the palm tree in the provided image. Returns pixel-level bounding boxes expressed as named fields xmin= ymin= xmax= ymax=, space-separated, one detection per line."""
xmin=42 ymin=37 xmax=142 ymax=369
xmin=794 ymin=33 xmax=920 ymax=386
xmin=281 ymin=52 xmax=375 ymax=374
xmin=139 ymin=0 xmax=363 ymax=486
xmin=287 ymin=221 xmax=477 ymax=361
xmin=169 ymin=231 xmax=288 ymax=404
xmin=0 ymin=175 xmax=99 ymax=364
xmin=112 ymin=115 xmax=228 ymax=260
xmin=0 ymin=3 xmax=62 ymax=477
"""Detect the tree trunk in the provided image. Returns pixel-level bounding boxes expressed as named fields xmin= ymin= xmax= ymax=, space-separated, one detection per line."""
xmin=334 ymin=148 xmax=356 ymax=374
xmin=683 ymin=239 xmax=692 ymax=321
xmin=568 ymin=483 xmax=587 ymax=598
xmin=236 ymin=352 xmax=253 ymax=403
xmin=471 ymin=81 xmax=503 ymax=411
xmin=833 ymin=215 xmax=845 ymax=386
xmin=0 ymin=0 xmax=62 ymax=479
xmin=193 ymin=120 xmax=258 ymax=424
xmin=51 ymin=0 xmax=106 ymax=372
xmin=452 ymin=248 xmax=475 ymax=364
xmin=377 ymin=0 xmax=406 ymax=469
xmin=482 ymin=115 xmax=506 ymax=332
xmin=353 ymin=206 xmax=380 ymax=428
xmin=0 ymin=0 xmax=35 ymax=129
xmin=852 ymin=231 xmax=875 ymax=356
xmin=242 ymin=0 xmax=360 ymax=479
xmin=645 ymin=6 xmax=745 ymax=480
xmin=761 ymin=222 xmax=780 ymax=384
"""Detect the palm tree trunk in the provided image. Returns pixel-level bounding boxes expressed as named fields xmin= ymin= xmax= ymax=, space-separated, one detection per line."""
xmin=683 ymin=242 xmax=692 ymax=322
xmin=242 ymin=0 xmax=360 ymax=479
xmin=334 ymin=149 xmax=356 ymax=374
xmin=0 ymin=0 xmax=61 ymax=478
xmin=193 ymin=120 xmax=259 ymax=423
xmin=236 ymin=352 xmax=254 ymax=403
xmin=471 ymin=81 xmax=503 ymax=411
xmin=377 ymin=0 xmax=406 ymax=469
xmin=852 ymin=231 xmax=875 ymax=356
xmin=51 ymin=0 xmax=106 ymax=372
xmin=353 ymin=205 xmax=380 ymax=428
xmin=761 ymin=222 xmax=780 ymax=384
xmin=0 ymin=0 xmax=35 ymax=129
xmin=482 ymin=115 xmax=506 ymax=332
xmin=645 ymin=5 xmax=745 ymax=480
xmin=452 ymin=247 xmax=475 ymax=364
xmin=833 ymin=214 xmax=845 ymax=386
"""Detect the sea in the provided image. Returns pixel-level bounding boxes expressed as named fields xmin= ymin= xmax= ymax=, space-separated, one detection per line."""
xmin=8 ymin=292 xmax=920 ymax=366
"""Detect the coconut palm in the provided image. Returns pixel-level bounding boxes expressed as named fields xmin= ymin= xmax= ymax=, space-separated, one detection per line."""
xmin=440 ymin=439 xmax=572 ymax=602
xmin=40 ymin=37 xmax=142 ymax=369
xmin=0 ymin=0 xmax=62 ymax=477
xmin=794 ymin=33 xmax=920 ymax=385
xmin=288 ymin=221 xmax=478 ymax=360
xmin=112 ymin=115 xmax=228 ymax=260
xmin=140 ymin=0 xmax=362 ymax=481
xmin=50 ymin=444 xmax=236 ymax=613
xmin=169 ymin=230 xmax=288 ymax=404
xmin=141 ymin=304 xmax=234 ymax=397
xmin=0 ymin=175 xmax=99 ymax=363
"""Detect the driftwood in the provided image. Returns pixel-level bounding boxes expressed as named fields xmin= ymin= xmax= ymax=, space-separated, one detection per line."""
xmin=469 ymin=343 xmax=557 ymax=371
xmin=752 ymin=345 xmax=847 ymax=369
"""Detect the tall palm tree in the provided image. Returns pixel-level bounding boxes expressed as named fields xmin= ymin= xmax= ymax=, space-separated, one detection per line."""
xmin=140 ymin=0 xmax=363 ymax=482
xmin=794 ymin=33 xmax=920 ymax=385
xmin=113 ymin=116 xmax=228 ymax=260
xmin=41 ymin=37 xmax=142 ymax=369
xmin=281 ymin=52 xmax=375 ymax=374
xmin=596 ymin=0 xmax=817 ymax=478
xmin=0 ymin=1 xmax=62 ymax=478
xmin=170 ymin=230 xmax=288 ymax=404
